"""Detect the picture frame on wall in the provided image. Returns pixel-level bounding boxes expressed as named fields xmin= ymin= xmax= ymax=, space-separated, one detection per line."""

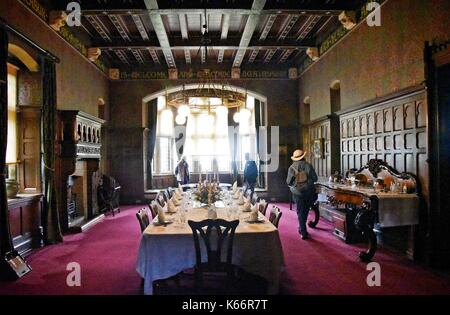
xmin=313 ymin=138 xmax=324 ymax=159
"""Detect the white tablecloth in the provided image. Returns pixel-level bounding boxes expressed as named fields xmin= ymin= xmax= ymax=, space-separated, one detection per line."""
xmin=136 ymin=204 xmax=285 ymax=295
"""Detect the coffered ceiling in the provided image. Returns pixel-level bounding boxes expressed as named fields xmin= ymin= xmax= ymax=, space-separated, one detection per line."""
xmin=47 ymin=0 xmax=365 ymax=70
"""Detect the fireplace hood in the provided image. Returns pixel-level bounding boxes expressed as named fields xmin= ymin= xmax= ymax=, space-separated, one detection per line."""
xmin=56 ymin=110 xmax=106 ymax=233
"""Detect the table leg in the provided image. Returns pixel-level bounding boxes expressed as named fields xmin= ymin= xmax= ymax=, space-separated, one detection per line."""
xmin=355 ymin=202 xmax=377 ymax=262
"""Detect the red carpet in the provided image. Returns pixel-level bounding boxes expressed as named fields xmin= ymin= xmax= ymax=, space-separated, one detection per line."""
xmin=0 ymin=204 xmax=449 ymax=295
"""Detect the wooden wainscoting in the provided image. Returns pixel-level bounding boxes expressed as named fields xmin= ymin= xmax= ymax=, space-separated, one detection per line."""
xmin=8 ymin=194 xmax=44 ymax=256
xmin=339 ymin=87 xmax=428 ymax=258
xmin=339 ymin=88 xmax=428 ymax=200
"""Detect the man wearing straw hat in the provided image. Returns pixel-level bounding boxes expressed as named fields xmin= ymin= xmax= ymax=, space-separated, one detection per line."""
xmin=286 ymin=149 xmax=318 ymax=240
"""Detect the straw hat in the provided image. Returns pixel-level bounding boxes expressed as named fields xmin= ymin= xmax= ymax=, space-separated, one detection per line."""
xmin=291 ymin=149 xmax=306 ymax=161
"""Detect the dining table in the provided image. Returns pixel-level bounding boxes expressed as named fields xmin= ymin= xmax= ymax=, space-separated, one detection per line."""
xmin=136 ymin=194 xmax=285 ymax=295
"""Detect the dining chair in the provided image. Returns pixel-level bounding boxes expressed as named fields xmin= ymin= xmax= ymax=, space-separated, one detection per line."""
xmin=187 ymin=219 xmax=239 ymax=294
xmin=251 ymin=193 xmax=259 ymax=205
xmin=269 ymin=206 xmax=283 ymax=228
xmin=258 ymin=201 xmax=269 ymax=216
xmin=136 ymin=208 xmax=150 ymax=232
xmin=148 ymin=201 xmax=158 ymax=219
xmin=162 ymin=190 xmax=170 ymax=202
xmin=156 ymin=192 xmax=166 ymax=207
xmin=244 ymin=189 xmax=252 ymax=200
xmin=166 ymin=187 xmax=173 ymax=199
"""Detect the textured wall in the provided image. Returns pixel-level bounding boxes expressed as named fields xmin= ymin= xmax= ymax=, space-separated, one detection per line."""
xmin=109 ymin=79 xmax=299 ymax=203
xmin=0 ymin=0 xmax=109 ymax=116
xmin=298 ymin=0 xmax=450 ymax=120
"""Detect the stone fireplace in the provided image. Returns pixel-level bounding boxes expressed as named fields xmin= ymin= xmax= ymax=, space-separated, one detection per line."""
xmin=56 ymin=110 xmax=105 ymax=233
xmin=67 ymin=160 xmax=101 ymax=226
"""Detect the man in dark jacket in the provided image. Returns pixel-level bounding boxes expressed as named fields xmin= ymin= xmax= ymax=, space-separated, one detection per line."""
xmin=243 ymin=153 xmax=258 ymax=196
xmin=286 ymin=149 xmax=318 ymax=240
xmin=175 ymin=156 xmax=190 ymax=185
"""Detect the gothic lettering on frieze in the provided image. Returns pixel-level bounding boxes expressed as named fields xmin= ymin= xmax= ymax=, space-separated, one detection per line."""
xmin=21 ymin=0 xmax=48 ymax=21
xmin=119 ymin=69 xmax=289 ymax=80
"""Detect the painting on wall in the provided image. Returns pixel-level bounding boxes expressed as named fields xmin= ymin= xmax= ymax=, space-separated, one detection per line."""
xmin=313 ymin=138 xmax=325 ymax=159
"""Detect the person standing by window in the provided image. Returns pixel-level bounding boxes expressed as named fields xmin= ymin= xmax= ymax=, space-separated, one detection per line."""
xmin=243 ymin=153 xmax=258 ymax=196
xmin=175 ymin=156 xmax=190 ymax=185
xmin=286 ymin=149 xmax=318 ymax=240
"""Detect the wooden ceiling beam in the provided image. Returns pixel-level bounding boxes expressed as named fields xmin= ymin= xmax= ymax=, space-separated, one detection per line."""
xmin=178 ymin=13 xmax=191 ymax=64
xmin=97 ymin=44 xmax=310 ymax=51
xmin=233 ymin=0 xmax=266 ymax=68
xmin=277 ymin=14 xmax=300 ymax=41
xmin=218 ymin=14 xmax=230 ymax=63
xmin=78 ymin=9 xmax=344 ymax=16
xmin=296 ymin=15 xmax=322 ymax=41
xmin=85 ymin=15 xmax=112 ymax=42
xmin=248 ymin=13 xmax=276 ymax=64
xmin=144 ymin=0 xmax=176 ymax=68
xmin=131 ymin=14 xmax=150 ymax=41
xmin=108 ymin=14 xmax=132 ymax=41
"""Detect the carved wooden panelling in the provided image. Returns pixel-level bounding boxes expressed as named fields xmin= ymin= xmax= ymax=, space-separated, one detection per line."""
xmin=308 ymin=119 xmax=331 ymax=179
xmin=18 ymin=108 xmax=41 ymax=193
xmin=340 ymin=91 xmax=428 ymax=199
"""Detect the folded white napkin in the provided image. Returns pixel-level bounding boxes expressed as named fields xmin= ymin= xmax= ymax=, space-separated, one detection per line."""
xmin=168 ymin=200 xmax=178 ymax=212
xmin=250 ymin=203 xmax=259 ymax=221
xmin=156 ymin=203 xmax=166 ymax=223
xmin=178 ymin=183 xmax=183 ymax=190
xmin=246 ymin=196 xmax=251 ymax=203
xmin=171 ymin=196 xmax=181 ymax=206
xmin=241 ymin=201 xmax=251 ymax=212
xmin=233 ymin=190 xmax=239 ymax=199
xmin=238 ymin=194 xmax=245 ymax=205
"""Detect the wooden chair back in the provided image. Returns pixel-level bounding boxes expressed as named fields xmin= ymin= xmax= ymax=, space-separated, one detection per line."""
xmin=258 ymin=201 xmax=269 ymax=216
xmin=136 ymin=208 xmax=150 ymax=232
xmin=149 ymin=201 xmax=158 ymax=219
xmin=251 ymin=193 xmax=259 ymax=205
xmin=188 ymin=219 xmax=239 ymax=272
xmin=269 ymin=206 xmax=282 ymax=228
xmin=156 ymin=192 xmax=166 ymax=207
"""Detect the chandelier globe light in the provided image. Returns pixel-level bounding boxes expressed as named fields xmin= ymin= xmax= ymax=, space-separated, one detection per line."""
xmin=233 ymin=111 xmax=240 ymax=123
xmin=175 ymin=114 xmax=186 ymax=125
xmin=239 ymin=108 xmax=251 ymax=121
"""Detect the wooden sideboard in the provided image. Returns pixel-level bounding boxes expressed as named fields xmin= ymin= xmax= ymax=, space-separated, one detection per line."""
xmin=8 ymin=194 xmax=43 ymax=256
xmin=308 ymin=160 xmax=420 ymax=262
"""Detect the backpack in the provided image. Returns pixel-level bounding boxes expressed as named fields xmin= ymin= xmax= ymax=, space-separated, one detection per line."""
xmin=291 ymin=165 xmax=309 ymax=192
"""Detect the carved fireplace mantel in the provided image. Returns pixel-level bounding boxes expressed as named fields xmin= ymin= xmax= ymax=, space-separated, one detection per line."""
xmin=56 ymin=110 xmax=105 ymax=233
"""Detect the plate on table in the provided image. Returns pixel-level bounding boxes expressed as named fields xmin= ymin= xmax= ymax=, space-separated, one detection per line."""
xmin=153 ymin=219 xmax=174 ymax=226
xmin=245 ymin=218 xmax=265 ymax=224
